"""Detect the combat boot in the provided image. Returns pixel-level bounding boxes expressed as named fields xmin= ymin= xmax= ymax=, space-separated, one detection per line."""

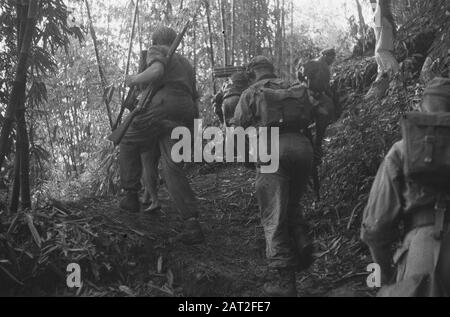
xmin=119 ymin=191 xmax=140 ymax=213
xmin=264 ymin=268 xmax=297 ymax=297
xmin=172 ymin=218 xmax=205 ymax=245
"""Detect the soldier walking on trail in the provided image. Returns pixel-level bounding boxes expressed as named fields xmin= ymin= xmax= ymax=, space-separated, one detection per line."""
xmin=212 ymin=72 xmax=250 ymax=126
xmin=297 ymin=48 xmax=340 ymax=162
xmin=119 ymin=27 xmax=204 ymax=245
xmin=232 ymin=56 xmax=316 ymax=297
xmin=361 ymin=78 xmax=450 ymax=297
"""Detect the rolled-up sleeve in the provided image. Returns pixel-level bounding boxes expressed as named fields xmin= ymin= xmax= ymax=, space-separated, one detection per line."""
xmin=146 ymin=46 xmax=168 ymax=70
xmin=361 ymin=142 xmax=405 ymax=248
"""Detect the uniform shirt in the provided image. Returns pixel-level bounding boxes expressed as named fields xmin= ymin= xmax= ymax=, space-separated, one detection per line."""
xmin=361 ymin=140 xmax=439 ymax=248
xmin=126 ymin=46 xmax=199 ymax=142
xmin=145 ymin=45 xmax=199 ymax=104
xmin=232 ymin=73 xmax=281 ymax=128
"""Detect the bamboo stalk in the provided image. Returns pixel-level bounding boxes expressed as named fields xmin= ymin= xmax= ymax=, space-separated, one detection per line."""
xmin=114 ymin=0 xmax=140 ymax=130
xmin=0 ymin=0 xmax=39 ymax=174
xmin=9 ymin=148 xmax=21 ymax=213
xmin=230 ymin=0 xmax=235 ymax=65
xmin=205 ymin=0 xmax=217 ymax=94
xmin=355 ymin=0 xmax=366 ymax=54
xmin=290 ymin=0 xmax=294 ymax=80
xmin=123 ymin=0 xmax=140 ymax=96
xmin=85 ymin=0 xmax=114 ymax=130
xmin=218 ymin=0 xmax=229 ymax=66
xmin=16 ymin=112 xmax=31 ymax=209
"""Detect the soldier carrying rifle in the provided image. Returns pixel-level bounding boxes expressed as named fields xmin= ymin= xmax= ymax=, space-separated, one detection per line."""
xmin=118 ymin=27 xmax=204 ymax=245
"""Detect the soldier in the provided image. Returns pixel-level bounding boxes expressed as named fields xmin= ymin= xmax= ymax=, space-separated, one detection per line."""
xmin=233 ymin=56 xmax=315 ymax=297
xmin=222 ymin=72 xmax=250 ymax=127
xmin=298 ymin=48 xmax=340 ymax=162
xmin=120 ymin=27 xmax=204 ymax=245
xmin=361 ymin=77 xmax=450 ymax=296
xmin=212 ymin=72 xmax=250 ymax=126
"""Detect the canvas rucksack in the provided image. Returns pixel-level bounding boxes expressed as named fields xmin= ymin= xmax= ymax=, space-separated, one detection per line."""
xmin=401 ymin=112 xmax=450 ymax=188
xmin=255 ymin=80 xmax=314 ymax=130
xmin=381 ymin=112 xmax=450 ymax=298
xmin=300 ymin=60 xmax=330 ymax=94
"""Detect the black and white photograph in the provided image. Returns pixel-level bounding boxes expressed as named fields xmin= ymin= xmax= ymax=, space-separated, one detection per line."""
xmin=0 ymin=0 xmax=449 ymax=302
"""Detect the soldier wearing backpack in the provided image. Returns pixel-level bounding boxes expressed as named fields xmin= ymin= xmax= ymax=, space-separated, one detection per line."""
xmin=232 ymin=56 xmax=316 ymax=297
xmin=212 ymin=72 xmax=250 ymax=127
xmin=361 ymin=77 xmax=450 ymax=297
xmin=297 ymin=48 xmax=341 ymax=162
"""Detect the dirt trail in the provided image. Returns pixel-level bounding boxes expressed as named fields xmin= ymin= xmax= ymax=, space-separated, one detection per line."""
xmin=89 ymin=164 xmax=373 ymax=297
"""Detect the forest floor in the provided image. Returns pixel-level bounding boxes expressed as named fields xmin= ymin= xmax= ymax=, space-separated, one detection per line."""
xmin=69 ymin=163 xmax=375 ymax=297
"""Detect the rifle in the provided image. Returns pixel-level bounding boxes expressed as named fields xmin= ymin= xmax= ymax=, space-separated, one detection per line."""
xmin=113 ymin=50 xmax=148 ymax=130
xmin=108 ymin=22 xmax=190 ymax=146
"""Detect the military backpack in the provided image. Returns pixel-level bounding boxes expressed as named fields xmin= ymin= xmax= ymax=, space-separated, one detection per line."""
xmin=401 ymin=112 xmax=450 ymax=189
xmin=255 ymin=80 xmax=314 ymax=131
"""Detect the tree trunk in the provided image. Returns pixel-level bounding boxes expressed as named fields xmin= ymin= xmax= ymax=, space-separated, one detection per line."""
xmin=355 ymin=0 xmax=366 ymax=54
xmin=85 ymin=0 xmax=114 ymax=129
xmin=275 ymin=0 xmax=282 ymax=72
xmin=114 ymin=0 xmax=139 ymax=129
xmin=230 ymin=0 xmax=235 ymax=65
xmin=16 ymin=2 xmax=28 ymax=57
xmin=205 ymin=0 xmax=217 ymax=94
xmin=193 ymin=16 xmax=197 ymax=81
xmin=289 ymin=0 xmax=294 ymax=80
xmin=281 ymin=0 xmax=286 ymax=77
xmin=0 ymin=0 xmax=39 ymax=172
xmin=85 ymin=0 xmax=106 ymax=87
xmin=9 ymin=150 xmax=21 ymax=213
xmin=219 ymin=0 xmax=229 ymax=66
xmin=121 ymin=0 xmax=139 ymax=101
xmin=249 ymin=0 xmax=256 ymax=57
xmin=16 ymin=110 xmax=31 ymax=209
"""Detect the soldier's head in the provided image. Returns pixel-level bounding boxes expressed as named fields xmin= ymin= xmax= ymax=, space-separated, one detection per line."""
xmin=152 ymin=27 xmax=177 ymax=46
xmin=230 ymin=72 xmax=250 ymax=88
xmin=247 ymin=56 xmax=275 ymax=80
xmin=321 ymin=48 xmax=336 ymax=66
xmin=421 ymin=77 xmax=450 ymax=113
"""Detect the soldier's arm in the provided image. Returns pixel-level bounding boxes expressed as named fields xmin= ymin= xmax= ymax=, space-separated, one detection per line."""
xmin=361 ymin=143 xmax=404 ymax=284
xmin=126 ymin=62 xmax=165 ymax=87
xmin=126 ymin=46 xmax=168 ymax=87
